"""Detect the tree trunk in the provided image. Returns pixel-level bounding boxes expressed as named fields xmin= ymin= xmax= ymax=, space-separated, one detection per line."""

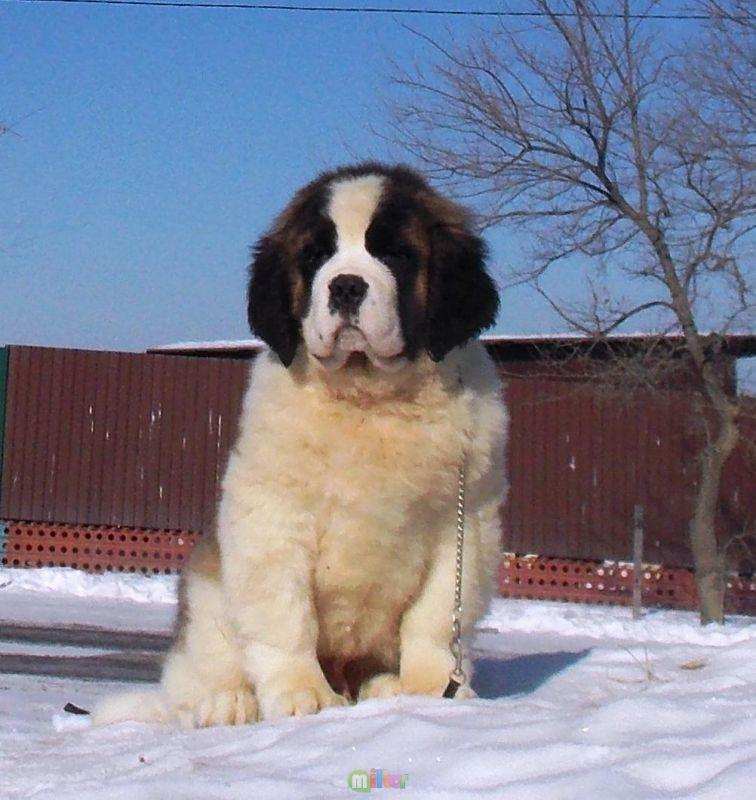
xmin=640 ymin=230 xmax=741 ymax=625
xmin=688 ymin=405 xmax=739 ymax=624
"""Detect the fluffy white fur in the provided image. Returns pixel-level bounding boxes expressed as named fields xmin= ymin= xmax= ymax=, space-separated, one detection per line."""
xmin=92 ymin=167 xmax=507 ymax=729
xmin=302 ymin=175 xmax=407 ymax=372
xmin=93 ymin=340 xmax=507 ymax=728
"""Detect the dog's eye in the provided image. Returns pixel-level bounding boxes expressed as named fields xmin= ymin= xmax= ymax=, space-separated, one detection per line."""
xmin=301 ymin=246 xmax=327 ymax=270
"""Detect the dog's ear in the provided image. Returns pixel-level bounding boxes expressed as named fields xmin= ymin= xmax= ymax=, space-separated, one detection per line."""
xmin=425 ymin=222 xmax=499 ymax=362
xmin=247 ymin=235 xmax=300 ymax=367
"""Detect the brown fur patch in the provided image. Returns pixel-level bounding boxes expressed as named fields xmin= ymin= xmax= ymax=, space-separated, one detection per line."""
xmin=289 ymin=269 xmax=306 ymax=318
xmin=419 ymin=188 xmax=473 ymax=234
xmin=320 ymin=655 xmax=388 ymax=701
xmin=414 ymin=263 xmax=429 ymax=310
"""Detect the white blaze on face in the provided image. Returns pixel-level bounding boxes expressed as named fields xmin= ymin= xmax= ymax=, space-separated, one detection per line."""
xmin=301 ymin=174 xmax=407 ymax=372
xmin=328 ymin=173 xmax=384 ymax=248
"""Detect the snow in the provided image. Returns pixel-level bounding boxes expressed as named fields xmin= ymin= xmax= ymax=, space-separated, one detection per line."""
xmin=479 ymin=330 xmax=754 ymax=345
xmin=0 ymin=588 xmax=175 ymax=633
xmin=479 ymin=597 xmax=755 ymax=647
xmin=0 ymin=568 xmax=754 ymax=799
xmin=0 ymin=567 xmax=176 ymax=632
xmin=0 ymin=566 xmax=178 ymax=605
xmin=149 ymin=338 xmax=267 ymax=353
xmin=0 ymin=641 xmax=112 ymax=658
xmin=148 ymin=331 xmax=756 ymax=355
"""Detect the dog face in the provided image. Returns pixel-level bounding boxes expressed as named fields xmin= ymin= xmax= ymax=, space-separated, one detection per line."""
xmin=248 ymin=163 xmax=499 ymax=370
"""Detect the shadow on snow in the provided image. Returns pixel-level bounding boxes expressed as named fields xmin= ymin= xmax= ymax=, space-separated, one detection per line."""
xmin=472 ymin=650 xmax=591 ymax=699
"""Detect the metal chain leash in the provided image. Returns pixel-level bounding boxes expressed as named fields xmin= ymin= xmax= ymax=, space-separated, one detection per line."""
xmin=443 ymin=455 xmax=467 ymax=699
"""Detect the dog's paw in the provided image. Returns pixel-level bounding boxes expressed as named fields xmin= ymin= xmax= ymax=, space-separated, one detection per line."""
xmin=359 ymin=671 xmax=477 ymax=701
xmin=177 ymin=687 xmax=258 ymax=729
xmin=399 ymin=672 xmax=477 ymax=699
xmin=399 ymin=644 xmax=476 ymax=699
xmin=260 ymin=679 xmax=348 ymax=720
xmin=358 ymin=673 xmax=403 ymax=701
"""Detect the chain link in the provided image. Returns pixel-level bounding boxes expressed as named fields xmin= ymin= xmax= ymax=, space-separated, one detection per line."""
xmin=448 ymin=458 xmax=467 ymax=686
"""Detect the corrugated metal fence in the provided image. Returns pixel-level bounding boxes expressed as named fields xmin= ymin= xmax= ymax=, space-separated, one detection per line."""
xmin=0 ymin=346 xmax=248 ymax=533
xmin=0 ymin=347 xmax=8 ymax=504
xmin=0 ymin=345 xmax=752 ymax=596
xmin=503 ymin=370 xmax=752 ymax=572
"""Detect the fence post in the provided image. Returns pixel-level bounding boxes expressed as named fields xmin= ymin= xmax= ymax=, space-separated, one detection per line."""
xmin=632 ymin=505 xmax=644 ymax=619
xmin=0 ymin=347 xmax=8 ymax=515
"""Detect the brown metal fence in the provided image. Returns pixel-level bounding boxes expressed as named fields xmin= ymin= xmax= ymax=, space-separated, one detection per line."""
xmin=0 ymin=344 xmax=753 ymax=611
xmin=0 ymin=346 xmax=249 ymax=532
xmin=501 ymin=369 xmax=753 ymax=571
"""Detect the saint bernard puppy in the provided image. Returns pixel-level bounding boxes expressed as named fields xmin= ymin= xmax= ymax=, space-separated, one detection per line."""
xmin=94 ymin=163 xmax=507 ymax=728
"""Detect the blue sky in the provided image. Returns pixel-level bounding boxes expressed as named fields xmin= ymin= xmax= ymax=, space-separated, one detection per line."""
xmin=1 ymin=1 xmax=753 ymax=386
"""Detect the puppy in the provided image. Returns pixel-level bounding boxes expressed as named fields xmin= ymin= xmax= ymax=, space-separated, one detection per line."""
xmin=94 ymin=163 xmax=507 ymax=727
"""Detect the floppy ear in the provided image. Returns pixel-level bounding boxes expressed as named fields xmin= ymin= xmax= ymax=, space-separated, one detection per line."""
xmin=247 ymin=235 xmax=300 ymax=367
xmin=425 ymin=224 xmax=499 ymax=362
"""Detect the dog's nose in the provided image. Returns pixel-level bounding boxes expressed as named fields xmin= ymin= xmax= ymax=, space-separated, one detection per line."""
xmin=328 ymin=274 xmax=368 ymax=315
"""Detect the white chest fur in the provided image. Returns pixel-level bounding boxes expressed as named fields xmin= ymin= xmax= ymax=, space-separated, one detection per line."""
xmin=218 ymin=345 xmax=505 ymax=665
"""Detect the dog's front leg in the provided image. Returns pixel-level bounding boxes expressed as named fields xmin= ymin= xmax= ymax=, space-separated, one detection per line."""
xmin=360 ymin=527 xmax=480 ymax=703
xmin=397 ymin=529 xmax=480 ymax=698
xmin=219 ymin=495 xmax=347 ymax=721
xmin=394 ymin=473 xmax=503 ymax=700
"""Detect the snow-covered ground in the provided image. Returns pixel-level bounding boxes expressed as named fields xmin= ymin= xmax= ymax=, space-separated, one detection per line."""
xmin=0 ymin=567 xmax=754 ymax=799
xmin=0 ymin=567 xmax=176 ymax=632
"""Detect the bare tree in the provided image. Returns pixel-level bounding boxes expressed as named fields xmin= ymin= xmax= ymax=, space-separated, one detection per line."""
xmin=388 ymin=0 xmax=754 ymax=623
